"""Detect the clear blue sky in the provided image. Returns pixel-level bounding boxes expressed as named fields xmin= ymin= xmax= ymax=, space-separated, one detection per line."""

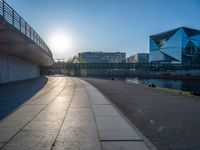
xmin=5 ymin=0 xmax=200 ymax=59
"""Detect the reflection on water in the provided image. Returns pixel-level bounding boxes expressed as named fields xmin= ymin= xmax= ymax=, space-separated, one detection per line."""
xmin=126 ymin=78 xmax=200 ymax=92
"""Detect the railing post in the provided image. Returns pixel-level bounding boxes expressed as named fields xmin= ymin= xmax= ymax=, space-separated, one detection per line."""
xmin=25 ymin=23 xmax=27 ymax=36
xmin=33 ymin=31 xmax=35 ymax=42
xmin=19 ymin=17 xmax=21 ymax=31
xmin=35 ymin=32 xmax=37 ymax=42
xmin=12 ymin=10 xmax=14 ymax=26
xmin=37 ymin=34 xmax=39 ymax=44
xmin=29 ymin=27 xmax=31 ymax=38
xmin=2 ymin=0 xmax=4 ymax=19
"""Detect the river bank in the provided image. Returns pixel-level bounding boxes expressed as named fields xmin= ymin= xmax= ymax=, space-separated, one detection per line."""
xmin=124 ymin=78 xmax=200 ymax=96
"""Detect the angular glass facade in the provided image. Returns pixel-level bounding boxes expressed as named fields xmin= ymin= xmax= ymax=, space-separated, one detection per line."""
xmin=149 ymin=27 xmax=200 ymax=64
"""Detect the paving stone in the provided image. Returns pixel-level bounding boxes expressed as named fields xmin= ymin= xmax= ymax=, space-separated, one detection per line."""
xmin=77 ymin=78 xmax=89 ymax=85
xmin=61 ymin=116 xmax=96 ymax=131
xmin=0 ymin=128 xmax=20 ymax=142
xmin=92 ymin=105 xmax=120 ymax=117
xmin=29 ymin=91 xmax=50 ymax=100
xmin=61 ymin=87 xmax=74 ymax=93
xmin=2 ymin=131 xmax=57 ymax=150
xmin=53 ymin=128 xmax=101 ymax=150
xmin=95 ymin=116 xmax=140 ymax=140
xmin=88 ymin=92 xmax=110 ymax=105
xmin=71 ymin=99 xmax=91 ymax=108
xmin=0 ymin=115 xmax=30 ymax=129
xmin=0 ymin=105 xmax=46 ymax=142
xmin=24 ymin=119 xmax=62 ymax=131
xmin=66 ymin=108 xmax=94 ymax=117
xmin=45 ymin=101 xmax=70 ymax=111
xmin=0 ymin=143 xmax=5 ymax=148
xmin=98 ymin=128 xmax=141 ymax=140
xmin=95 ymin=116 xmax=133 ymax=130
xmin=28 ymin=98 xmax=52 ymax=105
xmin=33 ymin=110 xmax=66 ymax=121
xmin=102 ymin=141 xmax=150 ymax=150
xmin=54 ymin=96 xmax=72 ymax=101
xmin=84 ymin=85 xmax=97 ymax=91
xmin=73 ymin=93 xmax=88 ymax=101
xmin=74 ymin=88 xmax=87 ymax=93
xmin=71 ymin=101 xmax=91 ymax=108
xmin=9 ymin=105 xmax=45 ymax=119
xmin=61 ymin=108 xmax=96 ymax=131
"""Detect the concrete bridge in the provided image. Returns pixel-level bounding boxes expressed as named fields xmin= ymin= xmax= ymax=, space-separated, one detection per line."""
xmin=0 ymin=0 xmax=53 ymax=83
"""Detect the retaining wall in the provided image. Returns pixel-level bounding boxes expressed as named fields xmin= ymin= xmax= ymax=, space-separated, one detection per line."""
xmin=0 ymin=53 xmax=39 ymax=84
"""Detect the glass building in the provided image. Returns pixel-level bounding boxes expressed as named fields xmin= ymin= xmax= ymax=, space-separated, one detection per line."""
xmin=127 ymin=53 xmax=149 ymax=63
xmin=149 ymin=27 xmax=200 ymax=64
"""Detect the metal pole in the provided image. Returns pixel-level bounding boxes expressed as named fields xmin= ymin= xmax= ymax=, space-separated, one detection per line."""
xmin=19 ymin=17 xmax=21 ymax=31
xmin=12 ymin=10 xmax=14 ymax=26
xmin=25 ymin=23 xmax=27 ymax=36
xmin=2 ymin=1 xmax=5 ymax=19
xmin=29 ymin=27 xmax=31 ymax=38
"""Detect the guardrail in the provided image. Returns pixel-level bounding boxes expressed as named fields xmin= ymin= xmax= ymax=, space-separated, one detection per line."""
xmin=0 ymin=0 xmax=52 ymax=57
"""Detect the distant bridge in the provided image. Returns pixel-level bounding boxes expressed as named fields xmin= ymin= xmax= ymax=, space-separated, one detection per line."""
xmin=51 ymin=63 xmax=200 ymax=71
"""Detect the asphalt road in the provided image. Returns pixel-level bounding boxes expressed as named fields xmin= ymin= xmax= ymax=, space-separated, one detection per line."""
xmin=83 ymin=78 xmax=200 ymax=150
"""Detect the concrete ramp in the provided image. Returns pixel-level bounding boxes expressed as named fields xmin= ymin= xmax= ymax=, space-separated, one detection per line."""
xmin=0 ymin=0 xmax=53 ymax=83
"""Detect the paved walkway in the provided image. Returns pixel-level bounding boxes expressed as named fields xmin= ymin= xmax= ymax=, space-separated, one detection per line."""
xmin=0 ymin=77 xmax=151 ymax=150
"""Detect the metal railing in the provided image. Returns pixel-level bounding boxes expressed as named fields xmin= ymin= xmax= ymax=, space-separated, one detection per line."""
xmin=0 ymin=0 xmax=52 ymax=57
xmin=51 ymin=62 xmax=200 ymax=71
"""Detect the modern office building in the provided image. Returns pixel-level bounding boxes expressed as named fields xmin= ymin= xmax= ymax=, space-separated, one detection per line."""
xmin=127 ymin=53 xmax=149 ymax=63
xmin=149 ymin=27 xmax=200 ymax=64
xmin=78 ymin=52 xmax=126 ymax=63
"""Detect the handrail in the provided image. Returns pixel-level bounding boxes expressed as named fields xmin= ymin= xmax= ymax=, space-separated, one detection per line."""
xmin=0 ymin=0 xmax=52 ymax=58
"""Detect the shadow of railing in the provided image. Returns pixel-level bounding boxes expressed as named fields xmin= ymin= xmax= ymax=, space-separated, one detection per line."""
xmin=0 ymin=76 xmax=48 ymax=120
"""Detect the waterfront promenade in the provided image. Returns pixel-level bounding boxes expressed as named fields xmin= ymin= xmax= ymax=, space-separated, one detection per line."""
xmin=0 ymin=76 xmax=151 ymax=150
xmin=84 ymin=78 xmax=200 ymax=150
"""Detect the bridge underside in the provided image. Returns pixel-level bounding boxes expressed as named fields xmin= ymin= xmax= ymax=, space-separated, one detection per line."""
xmin=0 ymin=21 xmax=53 ymax=66
xmin=0 ymin=18 xmax=53 ymax=83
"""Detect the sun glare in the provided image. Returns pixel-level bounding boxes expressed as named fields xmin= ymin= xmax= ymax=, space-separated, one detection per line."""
xmin=49 ymin=32 xmax=73 ymax=54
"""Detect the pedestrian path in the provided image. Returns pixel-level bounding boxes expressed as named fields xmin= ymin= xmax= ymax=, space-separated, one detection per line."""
xmin=0 ymin=77 xmax=151 ymax=150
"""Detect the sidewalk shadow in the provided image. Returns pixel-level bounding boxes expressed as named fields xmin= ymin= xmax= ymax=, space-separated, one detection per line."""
xmin=0 ymin=76 xmax=48 ymax=120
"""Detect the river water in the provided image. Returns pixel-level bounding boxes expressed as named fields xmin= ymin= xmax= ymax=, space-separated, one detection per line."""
xmin=125 ymin=78 xmax=200 ymax=92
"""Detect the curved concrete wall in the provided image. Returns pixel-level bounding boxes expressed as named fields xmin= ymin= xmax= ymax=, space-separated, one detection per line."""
xmin=0 ymin=53 xmax=39 ymax=84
